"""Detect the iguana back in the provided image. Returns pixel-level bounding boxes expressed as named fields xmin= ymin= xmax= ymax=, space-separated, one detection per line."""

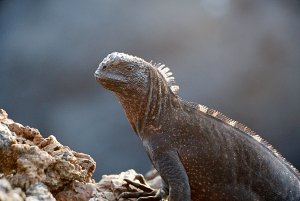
xmin=159 ymin=100 xmax=300 ymax=200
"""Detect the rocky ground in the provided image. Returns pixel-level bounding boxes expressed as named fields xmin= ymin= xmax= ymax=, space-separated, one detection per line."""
xmin=0 ymin=109 xmax=161 ymax=201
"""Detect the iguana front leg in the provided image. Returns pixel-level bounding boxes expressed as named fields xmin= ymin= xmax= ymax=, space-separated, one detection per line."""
xmin=119 ymin=150 xmax=191 ymax=201
xmin=155 ymin=150 xmax=191 ymax=201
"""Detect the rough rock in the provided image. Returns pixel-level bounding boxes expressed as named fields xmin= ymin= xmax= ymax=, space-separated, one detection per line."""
xmin=0 ymin=114 xmax=96 ymax=192
xmin=25 ymin=183 xmax=55 ymax=201
xmin=55 ymin=169 xmax=145 ymax=201
xmin=0 ymin=178 xmax=25 ymax=201
xmin=0 ymin=109 xmax=161 ymax=200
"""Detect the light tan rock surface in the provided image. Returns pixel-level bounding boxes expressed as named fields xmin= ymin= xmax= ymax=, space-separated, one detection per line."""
xmin=0 ymin=178 xmax=25 ymax=201
xmin=0 ymin=109 xmax=161 ymax=201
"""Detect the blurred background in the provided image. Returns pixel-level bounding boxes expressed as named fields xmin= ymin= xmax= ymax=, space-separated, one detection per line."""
xmin=1 ymin=0 xmax=299 ymax=180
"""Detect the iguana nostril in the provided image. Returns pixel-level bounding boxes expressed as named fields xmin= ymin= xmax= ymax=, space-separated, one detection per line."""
xmin=102 ymin=65 xmax=107 ymax=70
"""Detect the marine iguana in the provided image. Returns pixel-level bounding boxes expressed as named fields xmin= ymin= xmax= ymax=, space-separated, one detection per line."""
xmin=94 ymin=52 xmax=300 ymax=201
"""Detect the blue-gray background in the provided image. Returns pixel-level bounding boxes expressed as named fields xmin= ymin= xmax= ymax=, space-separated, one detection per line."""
xmin=1 ymin=0 xmax=299 ymax=180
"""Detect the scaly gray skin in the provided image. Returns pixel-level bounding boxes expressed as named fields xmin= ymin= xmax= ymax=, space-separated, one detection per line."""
xmin=95 ymin=52 xmax=300 ymax=201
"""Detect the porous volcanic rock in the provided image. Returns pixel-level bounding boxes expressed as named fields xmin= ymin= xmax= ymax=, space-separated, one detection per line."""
xmin=0 ymin=109 xmax=161 ymax=200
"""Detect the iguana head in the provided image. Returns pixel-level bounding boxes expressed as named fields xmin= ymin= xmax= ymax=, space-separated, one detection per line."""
xmin=95 ymin=52 xmax=179 ymax=97
xmin=95 ymin=52 xmax=179 ymax=133
xmin=95 ymin=52 xmax=151 ymax=96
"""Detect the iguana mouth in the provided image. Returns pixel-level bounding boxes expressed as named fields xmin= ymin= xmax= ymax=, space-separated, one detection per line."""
xmin=94 ymin=68 xmax=127 ymax=86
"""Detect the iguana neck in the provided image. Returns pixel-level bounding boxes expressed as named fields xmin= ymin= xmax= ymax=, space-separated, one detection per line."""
xmin=116 ymin=67 xmax=178 ymax=140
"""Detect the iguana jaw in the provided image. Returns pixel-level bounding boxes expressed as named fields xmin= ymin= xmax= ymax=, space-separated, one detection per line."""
xmin=94 ymin=67 xmax=127 ymax=90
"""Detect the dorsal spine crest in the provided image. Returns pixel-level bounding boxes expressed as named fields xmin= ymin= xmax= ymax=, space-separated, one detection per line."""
xmin=197 ymin=103 xmax=300 ymax=176
xmin=155 ymin=63 xmax=179 ymax=95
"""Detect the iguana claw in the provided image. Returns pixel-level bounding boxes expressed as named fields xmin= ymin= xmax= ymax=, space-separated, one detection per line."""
xmin=118 ymin=175 xmax=166 ymax=201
